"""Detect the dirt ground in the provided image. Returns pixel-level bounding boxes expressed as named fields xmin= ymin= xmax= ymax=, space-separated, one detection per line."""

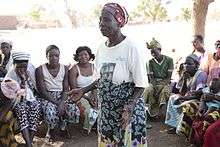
xmin=147 ymin=121 xmax=189 ymax=147
xmin=15 ymin=120 xmax=190 ymax=147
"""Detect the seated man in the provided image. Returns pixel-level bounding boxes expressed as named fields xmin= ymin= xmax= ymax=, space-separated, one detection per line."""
xmin=144 ymin=38 xmax=174 ymax=117
xmin=0 ymin=40 xmax=13 ymax=78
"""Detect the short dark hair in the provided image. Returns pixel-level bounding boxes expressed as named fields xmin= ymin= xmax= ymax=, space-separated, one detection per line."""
xmin=194 ymin=35 xmax=204 ymax=43
xmin=46 ymin=45 xmax=60 ymax=56
xmin=74 ymin=46 xmax=95 ymax=62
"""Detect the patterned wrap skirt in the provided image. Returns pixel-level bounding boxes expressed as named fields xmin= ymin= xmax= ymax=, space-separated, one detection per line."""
xmin=41 ymin=91 xmax=80 ymax=129
xmin=0 ymin=110 xmax=18 ymax=147
xmin=98 ymin=79 xmax=147 ymax=147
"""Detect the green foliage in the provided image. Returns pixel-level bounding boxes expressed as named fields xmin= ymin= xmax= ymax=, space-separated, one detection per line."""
xmin=92 ymin=4 xmax=103 ymax=19
xmin=131 ymin=0 xmax=168 ymax=22
xmin=181 ymin=7 xmax=191 ymax=22
xmin=29 ymin=8 xmax=41 ymax=21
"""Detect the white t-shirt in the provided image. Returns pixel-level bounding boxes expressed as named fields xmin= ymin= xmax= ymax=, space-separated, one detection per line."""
xmin=95 ymin=37 xmax=148 ymax=88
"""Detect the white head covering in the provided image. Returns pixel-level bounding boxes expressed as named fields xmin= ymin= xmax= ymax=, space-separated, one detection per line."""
xmin=12 ymin=51 xmax=30 ymax=61
xmin=0 ymin=39 xmax=13 ymax=47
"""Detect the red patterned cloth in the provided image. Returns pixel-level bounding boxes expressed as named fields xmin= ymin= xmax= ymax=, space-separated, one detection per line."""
xmin=203 ymin=119 xmax=220 ymax=147
xmin=102 ymin=3 xmax=128 ymax=27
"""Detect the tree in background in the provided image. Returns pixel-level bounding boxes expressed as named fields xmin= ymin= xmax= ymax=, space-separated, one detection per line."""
xmin=64 ymin=0 xmax=77 ymax=28
xmin=192 ymin=0 xmax=214 ymax=38
xmin=181 ymin=8 xmax=191 ymax=22
xmin=92 ymin=4 xmax=102 ymax=20
xmin=29 ymin=5 xmax=43 ymax=21
xmin=132 ymin=0 xmax=167 ymax=22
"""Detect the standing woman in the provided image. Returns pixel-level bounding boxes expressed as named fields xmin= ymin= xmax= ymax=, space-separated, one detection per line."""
xmin=35 ymin=45 xmax=80 ymax=140
xmin=69 ymin=46 xmax=98 ymax=133
xmin=69 ymin=3 xmax=148 ymax=146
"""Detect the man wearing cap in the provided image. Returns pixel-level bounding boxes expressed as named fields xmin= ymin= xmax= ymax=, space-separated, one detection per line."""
xmin=144 ymin=38 xmax=174 ymax=118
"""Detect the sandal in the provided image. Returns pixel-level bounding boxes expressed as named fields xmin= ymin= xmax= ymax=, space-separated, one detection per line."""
xmin=166 ymin=127 xmax=176 ymax=134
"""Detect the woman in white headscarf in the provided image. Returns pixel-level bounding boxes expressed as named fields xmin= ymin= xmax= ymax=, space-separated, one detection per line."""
xmin=2 ymin=52 xmax=42 ymax=147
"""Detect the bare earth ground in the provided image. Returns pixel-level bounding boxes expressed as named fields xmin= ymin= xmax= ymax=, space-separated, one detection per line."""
xmin=148 ymin=121 xmax=188 ymax=147
xmin=15 ymin=120 xmax=189 ymax=147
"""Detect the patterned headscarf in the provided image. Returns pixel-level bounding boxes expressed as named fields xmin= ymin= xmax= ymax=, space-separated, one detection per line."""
xmin=187 ymin=54 xmax=200 ymax=64
xmin=146 ymin=38 xmax=162 ymax=50
xmin=102 ymin=3 xmax=129 ymax=28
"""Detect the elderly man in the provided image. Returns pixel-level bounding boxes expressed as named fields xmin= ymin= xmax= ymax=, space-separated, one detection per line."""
xmin=0 ymin=40 xmax=13 ymax=78
xmin=144 ymin=38 xmax=174 ymax=118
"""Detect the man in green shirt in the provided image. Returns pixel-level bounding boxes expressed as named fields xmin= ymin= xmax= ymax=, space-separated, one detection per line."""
xmin=144 ymin=38 xmax=174 ymax=118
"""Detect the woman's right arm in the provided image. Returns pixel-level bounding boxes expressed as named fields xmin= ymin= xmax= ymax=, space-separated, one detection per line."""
xmin=35 ymin=66 xmax=58 ymax=105
xmin=68 ymin=65 xmax=78 ymax=89
xmin=67 ymin=80 xmax=98 ymax=102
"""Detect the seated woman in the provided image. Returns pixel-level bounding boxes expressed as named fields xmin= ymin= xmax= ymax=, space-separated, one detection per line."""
xmin=69 ymin=46 xmax=98 ymax=133
xmin=0 ymin=88 xmax=18 ymax=147
xmin=165 ymin=54 xmax=207 ymax=134
xmin=188 ymin=78 xmax=220 ymax=146
xmin=35 ymin=45 xmax=80 ymax=140
xmin=0 ymin=41 xmax=17 ymax=147
xmin=2 ymin=51 xmax=42 ymax=147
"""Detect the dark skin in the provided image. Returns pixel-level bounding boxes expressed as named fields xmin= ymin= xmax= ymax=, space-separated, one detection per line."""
xmin=68 ymin=50 xmax=97 ymax=108
xmin=35 ymin=48 xmax=69 ymax=117
xmin=0 ymin=42 xmax=12 ymax=75
xmin=148 ymin=48 xmax=172 ymax=85
xmin=68 ymin=9 xmax=144 ymax=128
xmin=14 ymin=61 xmax=33 ymax=147
xmin=213 ymin=41 xmax=220 ymax=61
xmin=175 ymin=57 xmax=203 ymax=104
xmin=192 ymin=37 xmax=205 ymax=54
xmin=197 ymin=79 xmax=220 ymax=116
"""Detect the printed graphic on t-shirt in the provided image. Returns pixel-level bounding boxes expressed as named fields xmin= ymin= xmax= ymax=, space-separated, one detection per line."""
xmin=100 ymin=63 xmax=116 ymax=81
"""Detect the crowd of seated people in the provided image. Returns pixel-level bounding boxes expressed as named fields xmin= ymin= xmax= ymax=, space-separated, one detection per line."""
xmin=145 ymin=35 xmax=220 ymax=147
xmin=0 ymin=41 xmax=97 ymax=147
xmin=1 ymin=34 xmax=220 ymax=147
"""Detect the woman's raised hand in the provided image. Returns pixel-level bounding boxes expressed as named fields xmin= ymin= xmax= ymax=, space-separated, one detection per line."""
xmin=67 ymin=88 xmax=84 ymax=102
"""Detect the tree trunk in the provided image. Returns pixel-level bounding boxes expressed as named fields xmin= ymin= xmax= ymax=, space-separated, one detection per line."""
xmin=192 ymin=0 xmax=214 ymax=38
